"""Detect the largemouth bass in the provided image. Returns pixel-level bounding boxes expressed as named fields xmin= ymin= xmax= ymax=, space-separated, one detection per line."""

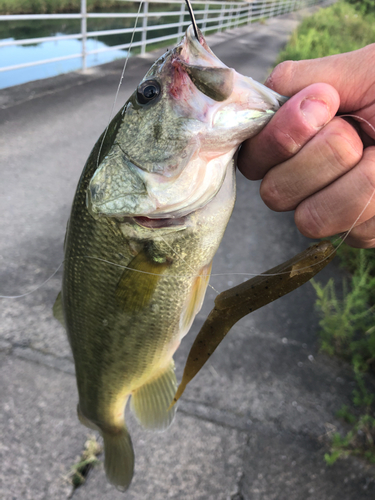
xmin=54 ymin=26 xmax=287 ymax=490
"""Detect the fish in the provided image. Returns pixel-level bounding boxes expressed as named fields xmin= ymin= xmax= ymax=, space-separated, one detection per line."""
xmin=53 ymin=25 xmax=288 ymax=490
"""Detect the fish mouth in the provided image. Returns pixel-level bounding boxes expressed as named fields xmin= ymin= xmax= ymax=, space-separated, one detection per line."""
xmin=132 ymin=216 xmax=187 ymax=229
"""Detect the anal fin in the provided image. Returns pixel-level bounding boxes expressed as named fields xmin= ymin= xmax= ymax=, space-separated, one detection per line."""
xmin=130 ymin=361 xmax=177 ymax=431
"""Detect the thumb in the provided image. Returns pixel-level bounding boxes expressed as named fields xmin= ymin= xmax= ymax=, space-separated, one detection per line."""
xmin=237 ymin=83 xmax=339 ymax=180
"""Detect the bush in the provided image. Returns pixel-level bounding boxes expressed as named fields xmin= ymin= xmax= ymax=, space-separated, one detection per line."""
xmin=312 ymin=250 xmax=375 ymax=373
xmin=276 ymin=0 xmax=375 ymax=467
xmin=276 ymin=1 xmax=375 ymax=62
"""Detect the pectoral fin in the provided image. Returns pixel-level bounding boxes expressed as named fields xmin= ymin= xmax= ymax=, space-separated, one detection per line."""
xmin=181 ymin=261 xmax=212 ymax=331
xmin=52 ymin=291 xmax=65 ymax=328
xmin=116 ymin=250 xmax=170 ymax=313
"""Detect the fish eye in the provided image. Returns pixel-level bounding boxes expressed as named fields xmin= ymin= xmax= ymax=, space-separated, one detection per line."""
xmin=137 ymin=80 xmax=161 ymax=105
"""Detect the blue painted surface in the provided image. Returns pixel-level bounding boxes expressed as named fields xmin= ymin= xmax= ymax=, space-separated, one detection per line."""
xmin=0 ymin=36 xmax=128 ymax=89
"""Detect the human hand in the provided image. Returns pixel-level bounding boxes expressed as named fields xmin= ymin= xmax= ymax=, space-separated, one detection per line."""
xmin=237 ymin=44 xmax=375 ymax=248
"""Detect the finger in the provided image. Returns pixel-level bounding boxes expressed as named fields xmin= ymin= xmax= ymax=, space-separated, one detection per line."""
xmin=237 ymin=83 xmax=339 ymax=180
xmin=294 ymin=147 xmax=375 ymax=239
xmin=344 ymin=217 xmax=375 ymax=249
xmin=265 ymin=44 xmax=375 ymax=112
xmin=259 ymin=117 xmax=363 ymax=211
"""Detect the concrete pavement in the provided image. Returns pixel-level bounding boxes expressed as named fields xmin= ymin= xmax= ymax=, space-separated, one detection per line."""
xmin=1 ymin=5 xmax=375 ymax=499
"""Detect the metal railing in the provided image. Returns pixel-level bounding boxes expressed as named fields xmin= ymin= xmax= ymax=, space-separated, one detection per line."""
xmin=0 ymin=0 xmax=324 ymax=75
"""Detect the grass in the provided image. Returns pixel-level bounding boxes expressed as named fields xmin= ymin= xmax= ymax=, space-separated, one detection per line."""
xmin=276 ymin=1 xmax=375 ymax=63
xmin=311 ymin=250 xmax=375 ymax=372
xmin=276 ymin=0 xmax=375 ymax=468
xmin=311 ymin=249 xmax=375 ymax=466
xmin=68 ymin=435 xmax=102 ymax=490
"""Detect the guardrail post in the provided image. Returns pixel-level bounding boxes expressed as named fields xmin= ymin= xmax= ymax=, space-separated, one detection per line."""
xmin=218 ymin=2 xmax=225 ymax=31
xmin=259 ymin=0 xmax=266 ymax=21
xmin=271 ymin=0 xmax=278 ymax=18
xmin=280 ymin=0 xmax=285 ymax=16
xmin=81 ymin=0 xmax=87 ymax=70
xmin=177 ymin=2 xmax=185 ymax=42
xmin=247 ymin=1 xmax=252 ymax=25
xmin=275 ymin=0 xmax=280 ymax=17
xmin=202 ymin=2 xmax=208 ymax=33
xmin=141 ymin=1 xmax=148 ymax=56
xmin=227 ymin=2 xmax=233 ymax=29
xmin=236 ymin=2 xmax=241 ymax=27
xmin=0 ymin=0 xmax=327 ymax=83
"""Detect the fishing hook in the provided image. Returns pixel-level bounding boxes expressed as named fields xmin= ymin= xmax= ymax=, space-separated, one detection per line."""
xmin=184 ymin=0 xmax=199 ymax=41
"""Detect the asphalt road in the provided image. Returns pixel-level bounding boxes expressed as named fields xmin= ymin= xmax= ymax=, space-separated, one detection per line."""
xmin=1 ymin=6 xmax=375 ymax=500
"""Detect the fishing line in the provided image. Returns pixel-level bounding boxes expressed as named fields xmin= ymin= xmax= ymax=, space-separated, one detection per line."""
xmin=184 ymin=0 xmax=200 ymax=41
xmin=5 ymin=165 xmax=371 ymax=301
xmin=7 ymin=133 xmax=374 ymax=298
xmin=96 ymin=0 xmax=144 ymax=170
xmin=1 ymin=122 xmax=374 ymax=300
xmin=78 ymin=149 xmax=375 ymax=284
xmin=157 ymin=233 xmax=220 ymax=294
xmin=0 ymin=2 xmax=144 ymax=301
xmin=0 ymin=262 xmax=64 ymax=299
xmin=2 ymin=58 xmax=375 ymax=298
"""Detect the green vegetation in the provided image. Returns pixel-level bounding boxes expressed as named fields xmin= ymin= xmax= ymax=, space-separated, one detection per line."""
xmin=312 ymin=249 xmax=375 ymax=370
xmin=324 ymin=405 xmax=375 ymax=465
xmin=0 ymin=1 xmax=225 ymax=53
xmin=276 ymin=1 xmax=375 ymax=62
xmin=276 ymin=0 xmax=375 ymax=467
xmin=69 ymin=435 xmax=102 ymax=489
xmin=0 ymin=0 xmax=133 ymax=15
xmin=0 ymin=2 xmax=189 ymax=50
xmin=311 ymin=249 xmax=375 ymax=465
xmin=346 ymin=0 xmax=375 ymax=15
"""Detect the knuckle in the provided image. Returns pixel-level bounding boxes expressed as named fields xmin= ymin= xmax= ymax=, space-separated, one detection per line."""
xmin=361 ymin=149 xmax=375 ymax=191
xmin=268 ymin=61 xmax=296 ymax=92
xmin=260 ymin=174 xmax=289 ymax=211
xmin=322 ymin=121 xmax=362 ymax=174
xmin=272 ymin=126 xmax=301 ymax=156
xmin=295 ymin=202 xmax=327 ymax=239
xmin=346 ymin=232 xmax=375 ymax=249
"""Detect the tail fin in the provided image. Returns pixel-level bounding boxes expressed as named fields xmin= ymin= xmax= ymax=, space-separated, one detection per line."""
xmin=130 ymin=361 xmax=177 ymax=431
xmin=102 ymin=426 xmax=135 ymax=491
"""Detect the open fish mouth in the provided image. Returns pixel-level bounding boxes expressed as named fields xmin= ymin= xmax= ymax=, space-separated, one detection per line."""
xmin=132 ymin=216 xmax=187 ymax=229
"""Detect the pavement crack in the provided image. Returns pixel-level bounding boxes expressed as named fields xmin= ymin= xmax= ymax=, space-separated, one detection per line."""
xmin=8 ymin=346 xmax=75 ymax=375
xmin=179 ymin=398 xmax=257 ymax=431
